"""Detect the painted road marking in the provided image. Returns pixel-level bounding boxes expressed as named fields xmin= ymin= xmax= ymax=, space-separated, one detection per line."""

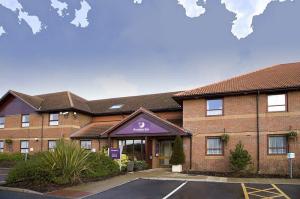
xmin=162 ymin=181 xmax=187 ymax=199
xmin=241 ymin=183 xmax=291 ymax=199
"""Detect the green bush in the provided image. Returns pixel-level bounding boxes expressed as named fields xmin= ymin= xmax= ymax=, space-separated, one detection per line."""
xmin=133 ymin=161 xmax=148 ymax=171
xmin=170 ymin=136 xmax=185 ymax=165
xmin=0 ymin=153 xmax=24 ymax=167
xmin=229 ymin=142 xmax=252 ymax=172
xmin=85 ymin=153 xmax=120 ymax=179
xmin=42 ymin=140 xmax=91 ymax=184
xmin=6 ymin=153 xmax=53 ymax=185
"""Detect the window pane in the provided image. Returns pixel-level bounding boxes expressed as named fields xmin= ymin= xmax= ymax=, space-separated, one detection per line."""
xmin=0 ymin=117 xmax=4 ymax=124
xmin=207 ymin=138 xmax=222 ymax=155
xmin=81 ymin=141 xmax=92 ymax=149
xmin=21 ymin=141 xmax=29 ymax=148
xmin=48 ymin=141 xmax=57 ymax=150
xmin=268 ymin=136 xmax=287 ymax=154
xmin=207 ymin=110 xmax=223 ymax=116
xmin=268 ymin=94 xmax=286 ymax=106
xmin=0 ymin=141 xmax=3 ymax=148
xmin=50 ymin=113 xmax=59 ymax=121
xmin=207 ymin=99 xmax=223 ymax=110
xmin=268 ymin=105 xmax=286 ymax=112
xmin=22 ymin=115 xmax=29 ymax=123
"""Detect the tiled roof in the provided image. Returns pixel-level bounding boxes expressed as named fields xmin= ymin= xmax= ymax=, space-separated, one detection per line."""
xmin=70 ymin=122 xmax=115 ymax=138
xmin=1 ymin=90 xmax=181 ymax=115
xmin=175 ymin=62 xmax=300 ymax=98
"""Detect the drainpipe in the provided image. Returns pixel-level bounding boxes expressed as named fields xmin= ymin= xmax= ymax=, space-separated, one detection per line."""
xmin=40 ymin=114 xmax=44 ymax=151
xmin=256 ymin=91 xmax=260 ymax=173
xmin=189 ymin=135 xmax=192 ymax=170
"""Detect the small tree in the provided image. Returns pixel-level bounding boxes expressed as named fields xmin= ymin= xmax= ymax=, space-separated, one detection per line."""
xmin=229 ymin=142 xmax=251 ymax=172
xmin=170 ymin=136 xmax=185 ymax=165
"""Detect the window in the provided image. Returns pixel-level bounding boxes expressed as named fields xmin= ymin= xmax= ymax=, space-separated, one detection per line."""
xmin=110 ymin=104 xmax=123 ymax=109
xmin=80 ymin=140 xmax=92 ymax=150
xmin=21 ymin=115 xmax=30 ymax=128
xmin=206 ymin=137 xmax=223 ymax=155
xmin=268 ymin=135 xmax=287 ymax=155
xmin=0 ymin=141 xmax=3 ymax=152
xmin=49 ymin=113 xmax=59 ymax=126
xmin=0 ymin=117 xmax=5 ymax=129
xmin=206 ymin=99 xmax=223 ymax=116
xmin=268 ymin=94 xmax=286 ymax=112
xmin=20 ymin=140 xmax=29 ymax=153
xmin=118 ymin=139 xmax=145 ymax=161
xmin=48 ymin=140 xmax=57 ymax=151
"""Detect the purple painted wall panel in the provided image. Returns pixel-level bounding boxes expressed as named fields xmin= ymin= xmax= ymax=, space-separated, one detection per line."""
xmin=0 ymin=95 xmax=36 ymax=116
xmin=114 ymin=114 xmax=169 ymax=135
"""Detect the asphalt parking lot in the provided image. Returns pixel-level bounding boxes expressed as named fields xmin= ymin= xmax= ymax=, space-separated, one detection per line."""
xmin=85 ymin=179 xmax=300 ymax=199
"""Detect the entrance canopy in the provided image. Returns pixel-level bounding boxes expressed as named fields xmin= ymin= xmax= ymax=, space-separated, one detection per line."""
xmin=101 ymin=107 xmax=190 ymax=138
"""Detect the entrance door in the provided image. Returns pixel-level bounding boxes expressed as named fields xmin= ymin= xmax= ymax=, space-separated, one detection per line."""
xmin=159 ymin=141 xmax=173 ymax=167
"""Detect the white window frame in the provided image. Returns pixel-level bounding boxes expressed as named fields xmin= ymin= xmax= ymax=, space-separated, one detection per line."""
xmin=80 ymin=140 xmax=92 ymax=150
xmin=267 ymin=94 xmax=286 ymax=112
xmin=0 ymin=117 xmax=5 ymax=129
xmin=206 ymin=99 xmax=223 ymax=116
xmin=0 ymin=141 xmax=4 ymax=152
xmin=49 ymin=113 xmax=59 ymax=126
xmin=21 ymin=114 xmax=30 ymax=128
xmin=20 ymin=140 xmax=29 ymax=154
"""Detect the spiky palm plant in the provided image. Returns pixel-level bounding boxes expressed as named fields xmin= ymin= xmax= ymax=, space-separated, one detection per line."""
xmin=43 ymin=139 xmax=91 ymax=184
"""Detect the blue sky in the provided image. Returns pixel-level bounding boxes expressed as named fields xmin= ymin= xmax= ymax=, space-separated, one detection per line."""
xmin=0 ymin=0 xmax=299 ymax=100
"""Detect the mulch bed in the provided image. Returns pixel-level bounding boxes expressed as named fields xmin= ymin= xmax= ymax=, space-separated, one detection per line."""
xmin=183 ymin=171 xmax=299 ymax=179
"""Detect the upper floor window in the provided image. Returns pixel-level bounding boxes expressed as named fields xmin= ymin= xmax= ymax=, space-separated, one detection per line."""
xmin=21 ymin=115 xmax=30 ymax=128
xmin=268 ymin=135 xmax=287 ymax=155
xmin=20 ymin=140 xmax=29 ymax=154
xmin=0 ymin=117 xmax=4 ymax=129
xmin=267 ymin=94 xmax=286 ymax=112
xmin=80 ymin=140 xmax=92 ymax=150
xmin=206 ymin=137 xmax=223 ymax=155
xmin=49 ymin=113 xmax=59 ymax=126
xmin=0 ymin=141 xmax=3 ymax=152
xmin=48 ymin=140 xmax=57 ymax=151
xmin=206 ymin=99 xmax=223 ymax=116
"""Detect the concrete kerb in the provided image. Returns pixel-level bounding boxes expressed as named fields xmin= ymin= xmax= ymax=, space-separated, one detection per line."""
xmin=0 ymin=185 xmax=43 ymax=195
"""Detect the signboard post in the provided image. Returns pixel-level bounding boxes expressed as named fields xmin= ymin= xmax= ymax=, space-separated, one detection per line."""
xmin=287 ymin=152 xmax=295 ymax=179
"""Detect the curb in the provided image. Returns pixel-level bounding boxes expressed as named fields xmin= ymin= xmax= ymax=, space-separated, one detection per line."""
xmin=0 ymin=186 xmax=43 ymax=195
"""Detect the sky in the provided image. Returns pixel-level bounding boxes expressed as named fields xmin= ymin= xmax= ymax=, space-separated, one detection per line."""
xmin=0 ymin=0 xmax=299 ymax=100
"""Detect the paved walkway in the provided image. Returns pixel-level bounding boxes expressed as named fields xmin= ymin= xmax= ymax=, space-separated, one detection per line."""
xmin=46 ymin=169 xmax=300 ymax=198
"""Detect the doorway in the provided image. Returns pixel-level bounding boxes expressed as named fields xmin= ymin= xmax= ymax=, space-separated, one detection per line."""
xmin=159 ymin=141 xmax=173 ymax=167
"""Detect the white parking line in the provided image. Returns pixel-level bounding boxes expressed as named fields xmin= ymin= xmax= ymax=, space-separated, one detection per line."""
xmin=162 ymin=181 xmax=187 ymax=199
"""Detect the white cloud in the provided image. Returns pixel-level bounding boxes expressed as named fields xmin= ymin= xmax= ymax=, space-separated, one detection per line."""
xmin=134 ymin=0 xmax=143 ymax=4
xmin=0 ymin=0 xmax=43 ymax=34
xmin=221 ymin=0 xmax=292 ymax=39
xmin=178 ymin=0 xmax=206 ymax=18
xmin=71 ymin=0 xmax=91 ymax=28
xmin=0 ymin=26 xmax=5 ymax=36
xmin=94 ymin=75 xmax=139 ymax=98
xmin=50 ymin=0 xmax=68 ymax=17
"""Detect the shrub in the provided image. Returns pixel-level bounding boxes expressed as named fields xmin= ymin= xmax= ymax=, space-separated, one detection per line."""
xmin=133 ymin=161 xmax=148 ymax=171
xmin=0 ymin=153 xmax=24 ymax=167
xmin=42 ymin=140 xmax=91 ymax=184
xmin=6 ymin=153 xmax=53 ymax=185
xmin=85 ymin=153 xmax=120 ymax=179
xmin=229 ymin=142 xmax=252 ymax=172
xmin=118 ymin=154 xmax=129 ymax=171
xmin=170 ymin=136 xmax=185 ymax=165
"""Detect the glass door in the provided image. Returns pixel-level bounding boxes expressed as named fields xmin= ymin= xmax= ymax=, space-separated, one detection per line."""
xmin=159 ymin=141 xmax=173 ymax=166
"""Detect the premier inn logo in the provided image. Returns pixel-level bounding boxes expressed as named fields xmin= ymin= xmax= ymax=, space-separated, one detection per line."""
xmin=133 ymin=121 xmax=150 ymax=132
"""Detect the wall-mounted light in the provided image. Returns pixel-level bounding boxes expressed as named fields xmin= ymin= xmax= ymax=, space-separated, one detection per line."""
xmin=34 ymin=138 xmax=39 ymax=142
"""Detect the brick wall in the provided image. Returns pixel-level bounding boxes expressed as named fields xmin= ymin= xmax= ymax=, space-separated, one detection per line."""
xmin=183 ymin=91 xmax=300 ymax=175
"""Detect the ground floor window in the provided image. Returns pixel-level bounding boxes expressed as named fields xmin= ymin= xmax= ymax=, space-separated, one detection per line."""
xmin=48 ymin=140 xmax=57 ymax=151
xmin=80 ymin=140 xmax=92 ymax=150
xmin=206 ymin=137 xmax=223 ymax=155
xmin=20 ymin=140 xmax=29 ymax=153
xmin=0 ymin=141 xmax=3 ymax=152
xmin=118 ymin=139 xmax=145 ymax=161
xmin=268 ymin=135 xmax=287 ymax=154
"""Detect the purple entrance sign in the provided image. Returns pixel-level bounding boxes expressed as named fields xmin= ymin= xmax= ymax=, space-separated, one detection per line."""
xmin=115 ymin=115 xmax=168 ymax=135
xmin=109 ymin=148 xmax=120 ymax=159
